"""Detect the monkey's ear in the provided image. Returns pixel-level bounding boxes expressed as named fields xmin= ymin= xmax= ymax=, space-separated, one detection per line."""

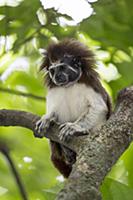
xmin=39 ymin=48 xmax=47 ymax=56
xmin=39 ymin=48 xmax=50 ymax=72
xmin=40 ymin=57 xmax=50 ymax=72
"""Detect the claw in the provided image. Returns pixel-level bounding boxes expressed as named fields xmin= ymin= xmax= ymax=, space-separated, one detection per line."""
xmin=59 ymin=122 xmax=88 ymax=142
xmin=59 ymin=123 xmax=66 ymax=130
xmin=34 ymin=131 xmax=44 ymax=138
xmin=59 ymin=123 xmax=75 ymax=142
xmin=35 ymin=114 xmax=55 ymax=138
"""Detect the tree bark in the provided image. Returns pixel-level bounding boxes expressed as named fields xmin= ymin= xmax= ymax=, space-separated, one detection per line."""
xmin=0 ymin=87 xmax=133 ymax=200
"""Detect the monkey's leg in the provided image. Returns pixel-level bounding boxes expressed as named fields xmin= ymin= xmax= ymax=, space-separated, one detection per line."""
xmin=50 ymin=141 xmax=72 ymax=178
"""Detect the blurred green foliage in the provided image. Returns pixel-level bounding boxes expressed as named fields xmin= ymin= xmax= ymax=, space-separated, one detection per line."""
xmin=0 ymin=0 xmax=133 ymax=199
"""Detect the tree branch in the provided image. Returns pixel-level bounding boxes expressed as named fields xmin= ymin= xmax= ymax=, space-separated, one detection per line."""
xmin=56 ymin=86 xmax=133 ymax=200
xmin=0 ymin=142 xmax=28 ymax=200
xmin=0 ymin=87 xmax=45 ymax=101
xmin=0 ymin=86 xmax=133 ymax=199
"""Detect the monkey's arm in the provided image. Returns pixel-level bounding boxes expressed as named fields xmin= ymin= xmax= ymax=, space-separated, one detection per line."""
xmin=59 ymin=102 xmax=108 ymax=142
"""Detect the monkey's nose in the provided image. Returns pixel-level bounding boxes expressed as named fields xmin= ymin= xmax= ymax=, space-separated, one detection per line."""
xmin=55 ymin=74 xmax=66 ymax=83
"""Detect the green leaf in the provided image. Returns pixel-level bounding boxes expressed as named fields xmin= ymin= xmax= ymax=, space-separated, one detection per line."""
xmin=109 ymin=59 xmax=133 ymax=99
xmin=80 ymin=0 xmax=133 ymax=50
xmin=101 ymin=177 xmax=133 ymax=200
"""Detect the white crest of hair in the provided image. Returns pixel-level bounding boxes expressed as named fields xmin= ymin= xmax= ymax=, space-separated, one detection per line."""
xmin=46 ymin=83 xmax=108 ymax=130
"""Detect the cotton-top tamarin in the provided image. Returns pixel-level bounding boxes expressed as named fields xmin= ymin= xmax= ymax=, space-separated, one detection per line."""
xmin=35 ymin=39 xmax=112 ymax=178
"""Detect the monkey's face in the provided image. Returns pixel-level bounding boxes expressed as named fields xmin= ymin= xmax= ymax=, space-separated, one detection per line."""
xmin=48 ymin=55 xmax=82 ymax=87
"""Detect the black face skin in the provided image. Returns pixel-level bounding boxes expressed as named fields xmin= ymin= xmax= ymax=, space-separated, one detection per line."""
xmin=48 ymin=55 xmax=82 ymax=87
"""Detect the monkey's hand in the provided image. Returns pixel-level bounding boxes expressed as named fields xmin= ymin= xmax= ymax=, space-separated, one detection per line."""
xmin=59 ymin=123 xmax=88 ymax=142
xmin=35 ymin=113 xmax=57 ymax=138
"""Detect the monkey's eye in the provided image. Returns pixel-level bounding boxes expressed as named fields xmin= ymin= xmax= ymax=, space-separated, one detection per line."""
xmin=72 ymin=57 xmax=77 ymax=62
xmin=49 ymin=68 xmax=55 ymax=76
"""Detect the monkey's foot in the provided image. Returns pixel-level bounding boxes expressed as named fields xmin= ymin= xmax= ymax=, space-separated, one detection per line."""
xmin=35 ymin=114 xmax=56 ymax=138
xmin=59 ymin=123 xmax=88 ymax=142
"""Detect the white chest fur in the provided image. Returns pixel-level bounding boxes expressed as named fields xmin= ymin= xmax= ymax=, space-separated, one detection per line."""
xmin=46 ymin=83 xmax=107 ymax=124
